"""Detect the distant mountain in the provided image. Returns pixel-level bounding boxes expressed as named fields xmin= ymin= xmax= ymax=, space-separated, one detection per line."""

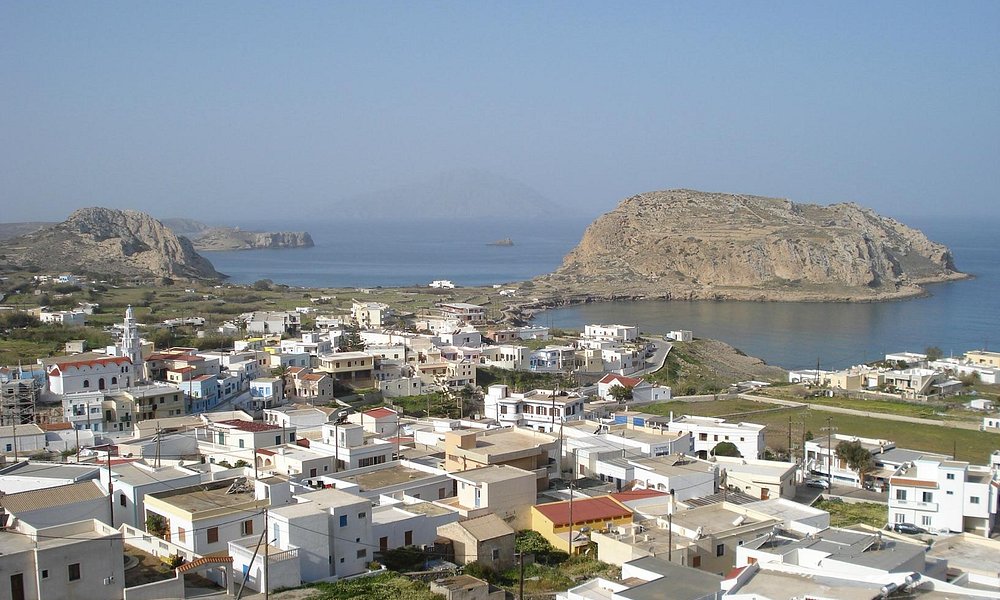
xmin=0 ymin=208 xmax=222 ymax=280
xmin=336 ymin=170 xmax=561 ymax=220
xmin=159 ymin=217 xmax=212 ymax=238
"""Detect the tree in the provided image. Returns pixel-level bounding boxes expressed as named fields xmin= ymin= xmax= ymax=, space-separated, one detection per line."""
xmin=711 ymin=441 xmax=741 ymax=458
xmin=339 ymin=325 xmax=366 ymax=352
xmin=835 ymin=440 xmax=875 ymax=487
xmin=146 ymin=514 xmax=167 ymax=539
xmin=925 ymin=346 xmax=943 ymax=361
xmin=609 ymin=384 xmax=634 ymax=404
xmin=252 ymin=279 xmax=273 ymax=291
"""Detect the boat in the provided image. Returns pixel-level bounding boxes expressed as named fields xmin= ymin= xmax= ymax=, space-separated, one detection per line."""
xmin=488 ymin=238 xmax=514 ymax=247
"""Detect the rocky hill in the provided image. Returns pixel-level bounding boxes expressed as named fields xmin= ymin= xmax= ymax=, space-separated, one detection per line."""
xmin=0 ymin=208 xmax=222 ymax=280
xmin=531 ymin=189 xmax=966 ymax=302
xmin=189 ymin=228 xmax=314 ymax=251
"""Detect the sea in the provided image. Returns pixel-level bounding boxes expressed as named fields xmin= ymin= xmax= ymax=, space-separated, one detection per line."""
xmin=207 ymin=216 xmax=999 ymax=371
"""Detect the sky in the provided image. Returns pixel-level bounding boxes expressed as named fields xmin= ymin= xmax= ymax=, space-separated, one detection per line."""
xmin=2 ymin=2 xmax=999 ymax=223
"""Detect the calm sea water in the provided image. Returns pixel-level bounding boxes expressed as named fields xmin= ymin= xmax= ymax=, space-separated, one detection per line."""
xmin=209 ymin=216 xmax=998 ymax=371
xmin=539 ymin=217 xmax=1000 ymax=370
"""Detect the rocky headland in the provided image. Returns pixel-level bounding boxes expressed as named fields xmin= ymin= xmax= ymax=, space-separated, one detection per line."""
xmin=526 ymin=189 xmax=966 ymax=308
xmin=190 ymin=228 xmax=314 ymax=251
xmin=0 ymin=207 xmax=223 ymax=280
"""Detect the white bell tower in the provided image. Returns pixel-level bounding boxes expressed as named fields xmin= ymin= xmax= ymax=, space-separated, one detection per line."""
xmin=121 ymin=304 xmax=144 ymax=383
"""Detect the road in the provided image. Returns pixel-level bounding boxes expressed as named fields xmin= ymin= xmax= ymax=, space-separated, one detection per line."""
xmin=634 ymin=338 xmax=672 ymax=377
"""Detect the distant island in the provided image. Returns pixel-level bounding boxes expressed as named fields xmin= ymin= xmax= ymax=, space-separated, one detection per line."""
xmin=488 ymin=238 xmax=514 ymax=247
xmin=528 ymin=189 xmax=967 ymax=304
xmin=160 ymin=219 xmax=314 ymax=251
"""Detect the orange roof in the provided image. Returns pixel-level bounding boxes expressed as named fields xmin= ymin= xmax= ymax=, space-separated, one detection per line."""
xmin=533 ymin=495 xmax=632 ymax=527
xmin=610 ymin=489 xmax=667 ymax=503
xmin=48 ymin=356 xmax=131 ymax=374
xmin=42 ymin=422 xmax=74 ymax=431
xmin=365 ymin=407 xmax=397 ymax=419
xmin=176 ymin=556 xmax=233 ymax=574
xmin=300 ymin=373 xmax=327 ymax=381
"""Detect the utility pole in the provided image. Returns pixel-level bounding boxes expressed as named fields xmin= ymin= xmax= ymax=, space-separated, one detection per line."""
xmin=334 ymin=421 xmax=340 ymax=473
xmin=263 ymin=507 xmax=269 ymax=600
xmin=155 ymin=426 xmax=162 ymax=468
xmin=517 ymin=551 xmax=525 ymax=600
xmin=787 ymin=415 xmax=792 ymax=461
xmin=667 ymin=489 xmax=674 ymax=562
xmin=821 ymin=417 xmax=838 ymax=490
xmin=567 ymin=479 xmax=574 ymax=556
xmin=105 ymin=443 xmax=115 ymax=527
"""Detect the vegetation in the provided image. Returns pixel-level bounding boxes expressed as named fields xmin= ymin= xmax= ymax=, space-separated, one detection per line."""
xmin=814 ymin=499 xmax=887 ymax=529
xmin=711 ymin=441 xmax=741 ymax=457
xmin=477 ymin=366 xmax=574 ymax=392
xmin=835 ymin=440 xmax=875 ymax=486
xmin=608 ymin=384 xmax=634 ymax=403
xmin=304 ymin=572 xmax=442 ymax=600
xmin=145 ymin=514 xmax=167 ymax=539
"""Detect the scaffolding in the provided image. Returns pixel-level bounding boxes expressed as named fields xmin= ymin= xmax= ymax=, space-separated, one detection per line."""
xmin=1 ymin=377 xmax=39 ymax=426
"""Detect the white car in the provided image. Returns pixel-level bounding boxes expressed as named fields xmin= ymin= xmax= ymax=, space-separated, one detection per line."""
xmin=805 ymin=478 xmax=830 ymax=489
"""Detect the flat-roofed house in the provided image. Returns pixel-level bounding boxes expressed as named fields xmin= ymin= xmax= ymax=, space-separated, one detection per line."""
xmin=437 ymin=513 xmax=516 ymax=571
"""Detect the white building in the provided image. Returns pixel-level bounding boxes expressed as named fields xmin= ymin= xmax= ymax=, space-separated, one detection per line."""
xmin=584 ymin=324 xmax=638 ymax=343
xmin=889 ymin=457 xmax=999 ymax=535
xmin=484 ymin=385 xmax=585 ymax=433
xmin=657 ymin=415 xmax=766 ymax=460
xmin=38 ymin=308 xmax=87 ymax=327
xmin=46 ymin=356 xmax=134 ymax=395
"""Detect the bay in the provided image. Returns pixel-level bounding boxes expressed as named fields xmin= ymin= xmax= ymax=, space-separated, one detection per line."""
xmin=206 ymin=215 xmax=998 ymax=371
xmin=538 ymin=217 xmax=1000 ymax=370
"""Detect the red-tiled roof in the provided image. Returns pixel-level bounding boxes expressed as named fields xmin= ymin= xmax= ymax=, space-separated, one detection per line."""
xmin=216 ymin=419 xmax=280 ymax=432
xmin=192 ymin=374 xmax=216 ymax=382
xmin=610 ymin=489 xmax=667 ymax=503
xmin=533 ymin=496 xmax=632 ymax=527
xmin=47 ymin=356 xmax=131 ymax=373
xmin=725 ymin=566 xmax=746 ymax=580
xmin=365 ymin=407 xmax=397 ymax=419
xmin=176 ymin=556 xmax=233 ymax=574
xmin=170 ymin=366 xmax=196 ymax=373
xmin=256 ymin=448 xmax=276 ymax=456
xmin=41 ymin=422 xmax=74 ymax=431
xmin=300 ymin=373 xmax=327 ymax=381
xmin=598 ymin=374 xmax=643 ymax=387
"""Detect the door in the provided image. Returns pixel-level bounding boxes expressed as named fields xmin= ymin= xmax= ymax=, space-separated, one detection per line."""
xmin=10 ymin=574 xmax=24 ymax=600
xmin=404 ymin=530 xmax=413 ymax=545
xmin=380 ymin=537 xmax=388 ymax=551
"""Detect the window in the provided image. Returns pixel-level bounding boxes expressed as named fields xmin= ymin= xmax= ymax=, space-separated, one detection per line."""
xmin=358 ymin=512 xmax=366 ymax=519
xmin=242 ymin=520 xmax=254 ymax=535
xmin=207 ymin=527 xmax=219 ymax=544
xmin=83 ymin=380 xmax=90 ymax=388
xmin=971 ymin=496 xmax=980 ymax=504
xmin=177 ymin=527 xmax=187 ymax=543
xmin=895 ymin=513 xmax=905 ymax=523
xmin=922 ymin=491 xmax=933 ymax=503
xmin=405 ymin=530 xmax=413 ymax=545
xmin=4 ymin=444 xmax=10 ymax=452
xmin=492 ymin=548 xmax=500 ymax=561
xmin=339 ymin=515 xmax=348 ymax=527
xmin=238 ymin=439 xmax=245 ymax=448
xmin=895 ymin=490 xmax=907 ymax=501
xmin=921 ymin=515 xmax=932 ymax=526
xmin=357 ymin=549 xmax=367 ymax=558
xmin=946 ymin=473 xmax=955 ymax=480
xmin=120 ymin=494 xmax=127 ymax=507
xmin=68 ymin=563 xmax=81 ymax=581
xmin=275 ymin=435 xmax=281 ymax=445
xmin=716 ymin=544 xmax=725 ymax=557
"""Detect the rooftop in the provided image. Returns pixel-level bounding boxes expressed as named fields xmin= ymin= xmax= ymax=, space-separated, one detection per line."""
xmin=215 ymin=419 xmax=281 ymax=433
xmin=534 ymin=495 xmax=632 ymax=527
xmin=446 ymin=513 xmax=514 ymax=541
xmin=451 ymin=465 xmax=534 ymax=485
xmin=669 ymin=502 xmax=771 ymax=536
xmin=335 ymin=463 xmax=439 ymax=491
xmin=0 ymin=480 xmax=105 ymax=514
xmin=148 ymin=478 xmax=262 ymax=515
xmin=617 ymin=557 xmax=722 ymax=600
xmin=110 ymin=463 xmax=198 ymax=487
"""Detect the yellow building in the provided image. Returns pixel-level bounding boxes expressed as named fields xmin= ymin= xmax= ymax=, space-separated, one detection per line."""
xmin=530 ymin=495 xmax=633 ymax=555
xmin=444 ymin=429 xmax=557 ymax=491
xmin=966 ymin=350 xmax=1000 ymax=369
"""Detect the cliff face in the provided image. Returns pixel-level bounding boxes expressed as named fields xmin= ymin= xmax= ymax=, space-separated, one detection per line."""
xmin=191 ymin=228 xmax=314 ymax=251
xmin=533 ymin=189 xmax=965 ymax=301
xmin=0 ymin=207 xmax=222 ymax=280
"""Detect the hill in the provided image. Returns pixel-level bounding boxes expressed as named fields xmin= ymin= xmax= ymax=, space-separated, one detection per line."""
xmin=531 ymin=189 xmax=966 ymax=302
xmin=0 ymin=208 xmax=222 ymax=280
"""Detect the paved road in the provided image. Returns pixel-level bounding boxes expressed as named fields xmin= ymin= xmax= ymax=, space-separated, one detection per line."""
xmin=738 ymin=393 xmax=986 ymax=431
xmin=633 ymin=338 xmax=672 ymax=377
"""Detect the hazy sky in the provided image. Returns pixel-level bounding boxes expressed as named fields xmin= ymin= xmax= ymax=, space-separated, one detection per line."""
xmin=2 ymin=2 xmax=998 ymax=223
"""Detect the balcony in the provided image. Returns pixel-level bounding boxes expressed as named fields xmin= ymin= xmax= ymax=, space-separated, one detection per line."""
xmin=890 ymin=498 xmax=938 ymax=512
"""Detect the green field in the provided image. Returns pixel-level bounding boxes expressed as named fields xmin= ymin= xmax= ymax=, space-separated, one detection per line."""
xmin=814 ymin=499 xmax=888 ymax=529
xmin=643 ymin=398 xmax=1000 ymax=462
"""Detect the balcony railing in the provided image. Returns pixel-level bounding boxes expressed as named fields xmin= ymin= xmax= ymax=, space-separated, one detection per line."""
xmin=890 ymin=498 xmax=938 ymax=511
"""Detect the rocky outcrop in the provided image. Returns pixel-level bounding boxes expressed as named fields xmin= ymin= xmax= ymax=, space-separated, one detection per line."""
xmin=533 ymin=189 xmax=966 ymax=302
xmin=0 ymin=207 xmax=223 ymax=280
xmin=191 ymin=228 xmax=314 ymax=251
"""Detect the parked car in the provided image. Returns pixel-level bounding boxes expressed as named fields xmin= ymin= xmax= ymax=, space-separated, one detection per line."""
xmin=892 ymin=523 xmax=927 ymax=535
xmin=805 ymin=478 xmax=830 ymax=489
